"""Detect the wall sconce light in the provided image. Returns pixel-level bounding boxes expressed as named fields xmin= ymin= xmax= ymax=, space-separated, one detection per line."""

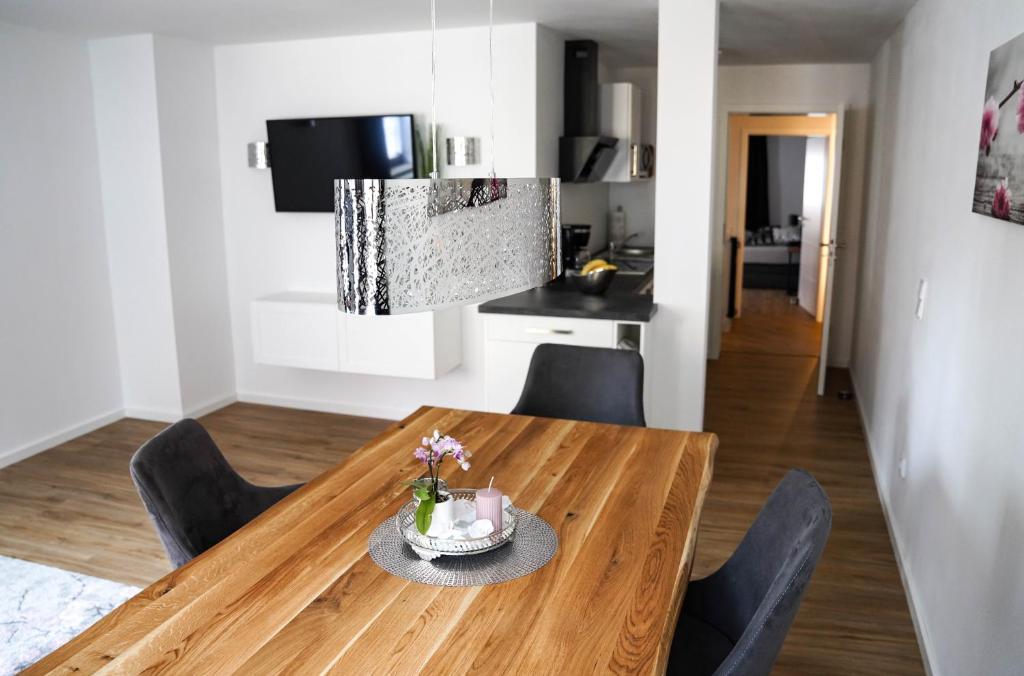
xmin=247 ymin=141 xmax=271 ymax=169
xmin=446 ymin=137 xmax=479 ymax=166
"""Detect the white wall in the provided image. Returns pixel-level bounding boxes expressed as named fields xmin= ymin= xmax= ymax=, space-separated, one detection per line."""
xmin=766 ymin=135 xmax=806 ymax=228
xmin=90 ymin=34 xmax=235 ymax=421
xmin=853 ymin=1 xmax=1024 ymax=673
xmin=0 ymin=22 xmax=124 ymax=465
xmin=215 ymin=24 xmax=543 ymax=420
xmin=710 ymin=64 xmax=872 ymax=363
xmin=650 ymin=0 xmax=718 ymax=431
xmin=153 ymin=36 xmax=236 ymax=415
xmin=536 ymin=25 xmax=563 ymax=179
xmin=89 ymin=35 xmax=184 ymax=419
xmin=608 ymin=66 xmax=657 ymax=247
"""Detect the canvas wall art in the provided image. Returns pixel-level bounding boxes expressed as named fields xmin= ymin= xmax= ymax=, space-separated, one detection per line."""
xmin=974 ymin=31 xmax=1024 ymax=224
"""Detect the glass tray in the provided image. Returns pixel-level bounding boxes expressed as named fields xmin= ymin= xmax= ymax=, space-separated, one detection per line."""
xmin=396 ymin=488 xmax=517 ymax=556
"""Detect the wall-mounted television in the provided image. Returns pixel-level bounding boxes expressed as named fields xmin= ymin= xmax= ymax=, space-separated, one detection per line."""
xmin=266 ymin=114 xmax=417 ymax=212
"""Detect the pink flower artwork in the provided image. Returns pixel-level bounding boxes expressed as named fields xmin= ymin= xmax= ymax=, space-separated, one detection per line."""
xmin=1017 ymin=89 xmax=1024 ymax=134
xmin=992 ymin=179 xmax=1012 ymax=220
xmin=980 ymin=97 xmax=1000 ymax=154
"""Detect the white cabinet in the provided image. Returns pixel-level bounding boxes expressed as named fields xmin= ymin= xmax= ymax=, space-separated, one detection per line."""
xmin=251 ymin=293 xmax=339 ymax=370
xmin=251 ymin=292 xmax=461 ymax=379
xmin=600 ymin=82 xmax=646 ymax=183
xmin=483 ymin=313 xmax=649 ymax=414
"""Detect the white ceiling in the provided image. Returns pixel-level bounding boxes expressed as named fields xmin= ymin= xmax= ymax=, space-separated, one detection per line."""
xmin=0 ymin=0 xmax=915 ymax=66
xmin=718 ymin=0 xmax=918 ymax=65
xmin=0 ymin=0 xmax=658 ymax=64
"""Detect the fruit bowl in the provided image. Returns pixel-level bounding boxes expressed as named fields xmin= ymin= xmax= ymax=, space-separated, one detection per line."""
xmin=567 ymin=267 xmax=617 ymax=295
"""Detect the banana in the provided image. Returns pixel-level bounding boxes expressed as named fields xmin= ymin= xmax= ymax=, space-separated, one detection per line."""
xmin=579 ymin=259 xmax=618 ymax=275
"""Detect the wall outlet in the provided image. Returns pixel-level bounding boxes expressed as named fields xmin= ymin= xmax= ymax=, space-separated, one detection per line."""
xmin=898 ymin=455 xmax=908 ymax=480
xmin=915 ymin=279 xmax=928 ymax=320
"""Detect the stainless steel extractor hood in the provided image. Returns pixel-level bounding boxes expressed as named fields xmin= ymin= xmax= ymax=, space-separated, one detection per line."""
xmin=559 ymin=136 xmax=617 ymax=182
xmin=559 ymin=40 xmax=618 ymax=183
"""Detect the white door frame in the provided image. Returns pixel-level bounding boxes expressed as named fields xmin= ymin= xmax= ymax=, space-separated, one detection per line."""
xmin=708 ymin=102 xmax=847 ymax=395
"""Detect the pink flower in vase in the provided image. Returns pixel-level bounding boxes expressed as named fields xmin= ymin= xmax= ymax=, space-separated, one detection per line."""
xmin=1017 ymin=89 xmax=1024 ymax=134
xmin=980 ymin=97 xmax=1000 ymax=154
xmin=992 ymin=179 xmax=1012 ymax=220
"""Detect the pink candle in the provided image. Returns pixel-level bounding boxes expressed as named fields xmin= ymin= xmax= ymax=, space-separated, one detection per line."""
xmin=475 ymin=486 xmax=504 ymax=531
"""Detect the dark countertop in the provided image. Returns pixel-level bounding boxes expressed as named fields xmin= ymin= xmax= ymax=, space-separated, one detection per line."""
xmin=478 ymin=275 xmax=656 ymax=322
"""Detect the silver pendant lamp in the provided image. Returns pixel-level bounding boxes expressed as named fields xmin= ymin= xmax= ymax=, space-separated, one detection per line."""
xmin=334 ymin=0 xmax=561 ymax=315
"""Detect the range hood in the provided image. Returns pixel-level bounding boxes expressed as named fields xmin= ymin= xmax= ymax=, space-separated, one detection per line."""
xmin=559 ymin=40 xmax=617 ymax=183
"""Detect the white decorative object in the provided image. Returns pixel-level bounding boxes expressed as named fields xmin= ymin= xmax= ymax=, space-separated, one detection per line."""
xmin=425 ymin=494 xmax=456 ymax=538
xmin=410 ymin=544 xmax=443 ymax=561
xmin=396 ymin=489 xmax=518 ymax=557
xmin=468 ymin=519 xmax=496 ymax=538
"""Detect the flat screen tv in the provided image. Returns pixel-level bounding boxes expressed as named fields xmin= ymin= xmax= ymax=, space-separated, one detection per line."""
xmin=266 ymin=114 xmax=417 ymax=212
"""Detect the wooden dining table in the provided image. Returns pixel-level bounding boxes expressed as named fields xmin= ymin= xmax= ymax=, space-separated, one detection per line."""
xmin=30 ymin=406 xmax=717 ymax=675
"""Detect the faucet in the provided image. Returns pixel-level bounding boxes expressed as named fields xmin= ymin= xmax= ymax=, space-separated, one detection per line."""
xmin=609 ymin=233 xmax=640 ymax=258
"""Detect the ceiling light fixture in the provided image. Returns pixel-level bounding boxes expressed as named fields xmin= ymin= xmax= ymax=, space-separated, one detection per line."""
xmin=334 ymin=0 xmax=561 ymax=315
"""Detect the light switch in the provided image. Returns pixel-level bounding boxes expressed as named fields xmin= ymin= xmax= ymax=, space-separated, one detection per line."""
xmin=915 ymin=279 xmax=927 ymax=320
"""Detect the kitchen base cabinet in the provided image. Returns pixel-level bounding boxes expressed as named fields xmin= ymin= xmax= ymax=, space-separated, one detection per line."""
xmin=483 ymin=313 xmax=649 ymax=415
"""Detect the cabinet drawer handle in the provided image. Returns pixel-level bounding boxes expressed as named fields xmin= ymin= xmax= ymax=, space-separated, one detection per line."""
xmin=524 ymin=328 xmax=574 ymax=335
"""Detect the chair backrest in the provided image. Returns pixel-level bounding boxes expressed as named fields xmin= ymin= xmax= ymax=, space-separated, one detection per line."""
xmin=510 ymin=343 xmax=646 ymax=426
xmin=708 ymin=469 xmax=832 ymax=675
xmin=129 ymin=419 xmax=253 ymax=567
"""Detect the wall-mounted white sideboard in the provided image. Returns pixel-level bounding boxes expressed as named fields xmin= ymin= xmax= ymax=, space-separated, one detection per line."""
xmin=250 ymin=292 xmax=461 ymax=379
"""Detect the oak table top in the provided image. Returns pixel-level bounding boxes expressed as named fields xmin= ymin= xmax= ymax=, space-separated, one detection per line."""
xmin=30 ymin=407 xmax=717 ymax=675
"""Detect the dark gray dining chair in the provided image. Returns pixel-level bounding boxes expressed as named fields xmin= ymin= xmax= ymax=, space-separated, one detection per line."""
xmin=129 ymin=419 xmax=302 ymax=568
xmin=668 ymin=469 xmax=832 ymax=676
xmin=511 ymin=343 xmax=646 ymax=426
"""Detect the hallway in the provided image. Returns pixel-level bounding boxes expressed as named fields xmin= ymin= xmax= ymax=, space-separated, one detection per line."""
xmin=701 ymin=310 xmax=923 ymax=673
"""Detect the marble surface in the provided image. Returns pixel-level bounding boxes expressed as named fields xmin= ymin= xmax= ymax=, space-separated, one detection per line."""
xmin=0 ymin=555 xmax=139 ymax=673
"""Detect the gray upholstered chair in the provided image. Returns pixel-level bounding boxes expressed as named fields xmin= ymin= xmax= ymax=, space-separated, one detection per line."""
xmin=129 ymin=419 xmax=302 ymax=568
xmin=511 ymin=343 xmax=646 ymax=426
xmin=668 ymin=469 xmax=832 ymax=675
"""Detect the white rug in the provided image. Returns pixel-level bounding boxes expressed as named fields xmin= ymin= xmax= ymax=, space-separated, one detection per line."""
xmin=0 ymin=555 xmax=139 ymax=674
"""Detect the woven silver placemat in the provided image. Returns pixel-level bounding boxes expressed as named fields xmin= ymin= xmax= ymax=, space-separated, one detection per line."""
xmin=368 ymin=508 xmax=558 ymax=587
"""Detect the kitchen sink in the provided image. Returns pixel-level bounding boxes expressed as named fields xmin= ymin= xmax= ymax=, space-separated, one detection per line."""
xmin=599 ymin=246 xmax=654 ymax=275
xmin=611 ymin=246 xmax=654 ymax=259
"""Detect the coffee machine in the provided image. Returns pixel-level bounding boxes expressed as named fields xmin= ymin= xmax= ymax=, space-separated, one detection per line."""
xmin=560 ymin=224 xmax=592 ymax=274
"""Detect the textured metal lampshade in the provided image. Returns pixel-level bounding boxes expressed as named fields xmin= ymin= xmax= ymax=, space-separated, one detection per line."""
xmin=335 ymin=177 xmax=561 ymax=315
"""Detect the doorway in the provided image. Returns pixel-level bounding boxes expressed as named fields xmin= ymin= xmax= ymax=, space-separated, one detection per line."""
xmin=721 ymin=113 xmax=843 ymax=394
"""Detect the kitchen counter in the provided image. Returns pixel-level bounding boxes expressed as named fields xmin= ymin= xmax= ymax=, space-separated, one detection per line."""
xmin=478 ymin=275 xmax=656 ymax=322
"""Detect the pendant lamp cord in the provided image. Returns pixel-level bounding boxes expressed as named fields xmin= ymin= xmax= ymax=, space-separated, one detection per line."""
xmin=429 ymin=0 xmax=496 ymax=179
xmin=489 ymin=0 xmax=496 ymax=179
xmin=430 ymin=0 xmax=438 ymax=180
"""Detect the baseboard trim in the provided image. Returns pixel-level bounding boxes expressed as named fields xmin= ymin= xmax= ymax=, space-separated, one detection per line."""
xmin=122 ymin=407 xmax=182 ymax=423
xmin=236 ymin=391 xmax=405 ymax=421
xmin=0 ymin=409 xmax=124 ymax=470
xmin=848 ymin=369 xmax=936 ymax=676
xmin=185 ymin=393 xmax=237 ymax=419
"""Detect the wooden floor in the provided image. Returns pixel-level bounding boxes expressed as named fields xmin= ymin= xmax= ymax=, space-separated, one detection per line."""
xmin=0 ymin=300 xmax=922 ymax=672
xmin=723 ymin=288 xmax=822 ymax=357
xmin=0 ymin=406 xmax=392 ymax=586
xmin=704 ymin=295 xmax=923 ymax=673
